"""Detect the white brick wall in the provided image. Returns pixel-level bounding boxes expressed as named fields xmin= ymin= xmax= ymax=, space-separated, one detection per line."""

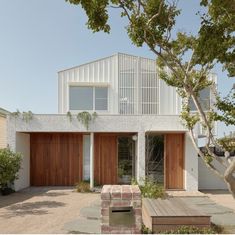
xmin=7 ymin=114 xmax=198 ymax=192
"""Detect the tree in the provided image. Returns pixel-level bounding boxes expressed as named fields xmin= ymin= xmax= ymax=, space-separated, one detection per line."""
xmin=0 ymin=148 xmax=22 ymax=190
xmin=66 ymin=0 xmax=235 ymax=197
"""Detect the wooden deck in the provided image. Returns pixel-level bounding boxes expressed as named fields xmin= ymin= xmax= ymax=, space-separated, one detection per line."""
xmin=142 ymin=198 xmax=211 ymax=233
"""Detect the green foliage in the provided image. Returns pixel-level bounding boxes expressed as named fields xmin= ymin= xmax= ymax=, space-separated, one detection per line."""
xmin=11 ymin=109 xmax=21 ymax=118
xmin=142 ymin=224 xmax=153 ymax=234
xmin=118 ymin=159 xmax=132 ymax=176
xmin=67 ymin=111 xmax=73 ymax=122
xmin=66 ymin=0 xmax=235 ymax=194
xmin=0 ymin=148 xmax=22 ymax=189
xmin=10 ymin=110 xmax=34 ymax=123
xmin=77 ymin=111 xmax=97 ymax=130
xmin=218 ymin=135 xmax=235 ymax=153
xmin=132 ymin=177 xmax=166 ymax=199
xmin=205 ymin=154 xmax=213 ymax=165
xmin=141 ymin=223 xmax=223 ymax=234
xmin=75 ymin=181 xmax=91 ymax=193
xmin=22 ymin=111 xmax=33 ymax=123
xmin=214 ymin=89 xmax=235 ymax=126
xmin=180 ymin=104 xmax=200 ymax=130
xmin=163 ymin=224 xmax=223 ymax=234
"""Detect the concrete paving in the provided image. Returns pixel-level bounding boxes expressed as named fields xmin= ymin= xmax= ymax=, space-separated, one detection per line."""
xmin=0 ymin=187 xmax=235 ymax=233
xmin=201 ymin=190 xmax=235 ymax=212
xmin=0 ymin=187 xmax=100 ymax=234
xmin=180 ymin=195 xmax=235 ymax=233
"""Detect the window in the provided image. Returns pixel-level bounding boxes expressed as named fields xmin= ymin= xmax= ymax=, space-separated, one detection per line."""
xmin=69 ymin=86 xmax=108 ymax=111
xmin=95 ymin=87 xmax=108 ymax=110
xmin=189 ymin=87 xmax=211 ymax=111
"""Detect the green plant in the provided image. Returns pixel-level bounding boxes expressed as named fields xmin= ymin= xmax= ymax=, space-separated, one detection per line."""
xmin=75 ymin=181 xmax=91 ymax=193
xmin=142 ymin=224 xmax=153 ymax=234
xmin=10 ymin=109 xmax=21 ymax=118
xmin=10 ymin=110 xmax=33 ymax=123
xmin=22 ymin=111 xmax=33 ymax=123
xmin=118 ymin=160 xmax=132 ymax=177
xmin=0 ymin=148 xmax=22 ymax=189
xmin=132 ymin=177 xmax=166 ymax=199
xmin=205 ymin=154 xmax=213 ymax=165
xmin=77 ymin=111 xmax=97 ymax=130
xmin=163 ymin=224 xmax=223 ymax=234
xmin=67 ymin=111 xmax=73 ymax=122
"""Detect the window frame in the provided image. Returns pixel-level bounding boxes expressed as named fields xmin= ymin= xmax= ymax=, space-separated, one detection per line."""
xmin=68 ymin=84 xmax=109 ymax=112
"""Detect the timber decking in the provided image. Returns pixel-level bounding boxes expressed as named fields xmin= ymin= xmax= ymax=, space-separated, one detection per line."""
xmin=142 ymin=198 xmax=211 ymax=233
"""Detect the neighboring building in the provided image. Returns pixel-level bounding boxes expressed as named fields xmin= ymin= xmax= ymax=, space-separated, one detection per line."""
xmin=7 ymin=53 xmax=217 ymax=191
xmin=0 ymin=108 xmax=10 ymax=149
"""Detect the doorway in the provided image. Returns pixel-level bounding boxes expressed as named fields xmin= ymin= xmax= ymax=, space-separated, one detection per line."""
xmin=145 ymin=134 xmax=164 ymax=185
xmin=118 ymin=136 xmax=135 ymax=184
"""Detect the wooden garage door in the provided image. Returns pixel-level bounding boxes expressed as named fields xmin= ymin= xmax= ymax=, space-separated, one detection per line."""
xmin=165 ymin=133 xmax=184 ymax=189
xmin=30 ymin=133 xmax=83 ymax=186
xmin=94 ymin=134 xmax=118 ymax=185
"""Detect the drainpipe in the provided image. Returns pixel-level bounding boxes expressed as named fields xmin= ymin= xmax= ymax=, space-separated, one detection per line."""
xmin=90 ymin=132 xmax=94 ymax=189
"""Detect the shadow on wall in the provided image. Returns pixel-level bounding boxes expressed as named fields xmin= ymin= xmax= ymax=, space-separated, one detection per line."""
xmin=0 ymin=200 xmax=66 ymax=219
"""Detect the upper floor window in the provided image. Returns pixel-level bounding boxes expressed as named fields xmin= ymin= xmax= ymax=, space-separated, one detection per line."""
xmin=69 ymin=86 xmax=108 ymax=111
xmin=189 ymin=87 xmax=211 ymax=111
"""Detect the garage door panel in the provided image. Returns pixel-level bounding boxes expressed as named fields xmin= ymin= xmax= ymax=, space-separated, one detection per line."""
xmin=30 ymin=133 xmax=83 ymax=186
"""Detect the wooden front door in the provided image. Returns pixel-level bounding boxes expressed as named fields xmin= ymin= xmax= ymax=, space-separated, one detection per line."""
xmin=30 ymin=133 xmax=83 ymax=186
xmin=165 ymin=133 xmax=184 ymax=189
xmin=94 ymin=134 xmax=118 ymax=185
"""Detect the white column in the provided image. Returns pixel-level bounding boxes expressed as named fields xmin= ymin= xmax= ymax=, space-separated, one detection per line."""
xmin=90 ymin=132 xmax=94 ymax=189
xmin=136 ymin=131 xmax=145 ymax=184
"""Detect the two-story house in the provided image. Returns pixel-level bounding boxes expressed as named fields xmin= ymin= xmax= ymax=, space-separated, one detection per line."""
xmin=8 ymin=53 xmax=222 ymax=191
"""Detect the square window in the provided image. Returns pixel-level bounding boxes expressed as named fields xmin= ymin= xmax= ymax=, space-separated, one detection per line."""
xmin=69 ymin=86 xmax=93 ymax=110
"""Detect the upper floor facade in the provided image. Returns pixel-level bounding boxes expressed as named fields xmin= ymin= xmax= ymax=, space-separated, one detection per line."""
xmin=58 ymin=53 xmax=216 ymax=116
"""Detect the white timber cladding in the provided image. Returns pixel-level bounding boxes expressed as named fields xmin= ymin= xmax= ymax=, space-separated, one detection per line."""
xmin=58 ymin=55 xmax=119 ymax=114
xmin=58 ymin=53 xmax=182 ymax=115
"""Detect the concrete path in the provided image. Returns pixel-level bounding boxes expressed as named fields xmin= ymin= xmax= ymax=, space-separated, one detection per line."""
xmin=180 ymin=193 xmax=235 ymax=233
xmin=201 ymin=190 xmax=235 ymax=212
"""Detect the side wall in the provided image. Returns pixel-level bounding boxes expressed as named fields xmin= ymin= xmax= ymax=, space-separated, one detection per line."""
xmin=0 ymin=116 xmax=7 ymax=148
xmin=14 ymin=133 xmax=30 ymax=191
xmin=198 ymin=157 xmax=227 ymax=190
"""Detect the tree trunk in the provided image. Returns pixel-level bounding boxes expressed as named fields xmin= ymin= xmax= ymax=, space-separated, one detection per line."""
xmin=224 ymin=157 xmax=235 ymax=199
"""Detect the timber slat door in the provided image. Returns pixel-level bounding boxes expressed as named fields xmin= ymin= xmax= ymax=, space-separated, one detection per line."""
xmin=94 ymin=134 xmax=118 ymax=185
xmin=165 ymin=133 xmax=184 ymax=189
xmin=30 ymin=133 xmax=83 ymax=186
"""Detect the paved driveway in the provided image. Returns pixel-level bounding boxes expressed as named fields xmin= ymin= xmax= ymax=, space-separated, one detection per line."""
xmin=1 ymin=188 xmax=235 ymax=234
xmin=0 ymin=187 xmax=100 ymax=234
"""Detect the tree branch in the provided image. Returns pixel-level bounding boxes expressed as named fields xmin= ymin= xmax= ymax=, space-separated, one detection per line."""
xmin=189 ymin=129 xmax=224 ymax=180
xmin=147 ymin=0 xmax=164 ymax=26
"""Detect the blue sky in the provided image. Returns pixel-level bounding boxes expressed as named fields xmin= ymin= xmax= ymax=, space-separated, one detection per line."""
xmin=0 ymin=0 xmax=234 ymax=137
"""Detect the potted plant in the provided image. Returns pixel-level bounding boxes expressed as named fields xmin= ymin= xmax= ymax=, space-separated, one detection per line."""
xmin=0 ymin=148 xmax=22 ymax=195
xmin=118 ymin=160 xmax=132 ymax=184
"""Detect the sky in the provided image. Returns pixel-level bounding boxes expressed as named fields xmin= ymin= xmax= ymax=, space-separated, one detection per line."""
xmin=0 ymin=0 xmax=234 ymax=137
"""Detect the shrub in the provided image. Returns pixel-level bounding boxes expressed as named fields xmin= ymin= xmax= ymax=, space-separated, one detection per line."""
xmin=163 ymin=224 xmax=223 ymax=234
xmin=132 ymin=177 xmax=166 ymax=199
xmin=142 ymin=224 xmax=153 ymax=234
xmin=0 ymin=148 xmax=22 ymax=189
xmin=75 ymin=181 xmax=91 ymax=193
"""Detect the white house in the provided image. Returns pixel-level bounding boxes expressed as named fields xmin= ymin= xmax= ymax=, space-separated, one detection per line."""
xmin=7 ymin=53 xmax=225 ymax=191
